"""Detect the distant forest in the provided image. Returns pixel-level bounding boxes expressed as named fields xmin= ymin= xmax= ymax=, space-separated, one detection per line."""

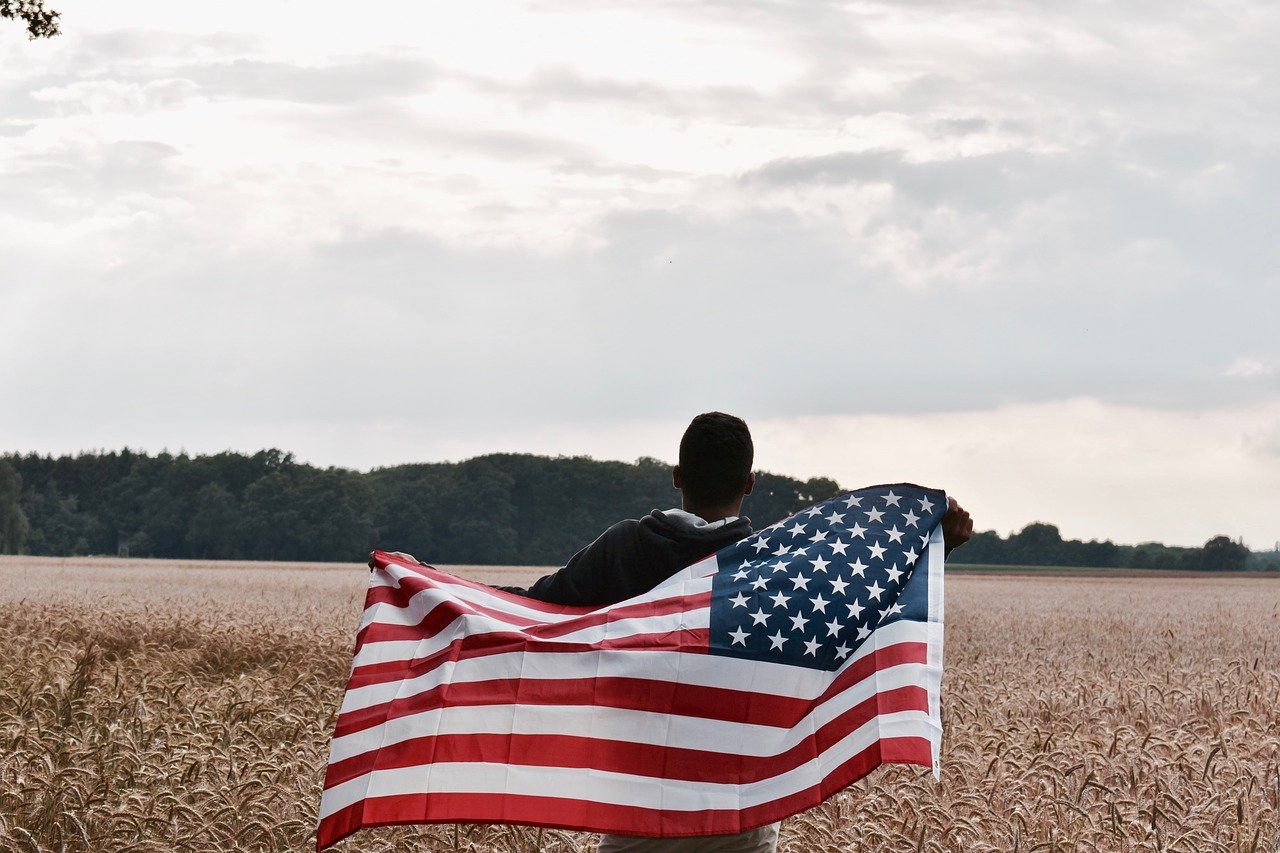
xmin=0 ymin=450 xmax=1273 ymax=571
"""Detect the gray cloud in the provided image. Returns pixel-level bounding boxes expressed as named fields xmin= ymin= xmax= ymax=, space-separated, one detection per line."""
xmin=0 ymin=139 xmax=185 ymax=226
xmin=4 ymin=194 xmax=1272 ymax=447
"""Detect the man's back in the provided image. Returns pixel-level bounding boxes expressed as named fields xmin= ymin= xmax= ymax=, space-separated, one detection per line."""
xmin=498 ymin=414 xmax=778 ymax=851
xmin=501 ymin=509 xmax=751 ymax=605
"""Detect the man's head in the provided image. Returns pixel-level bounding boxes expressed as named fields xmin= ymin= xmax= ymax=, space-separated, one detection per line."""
xmin=673 ymin=412 xmax=755 ymax=518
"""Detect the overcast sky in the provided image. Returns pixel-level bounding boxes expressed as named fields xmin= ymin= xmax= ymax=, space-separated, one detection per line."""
xmin=2 ymin=1 xmax=1277 ymax=548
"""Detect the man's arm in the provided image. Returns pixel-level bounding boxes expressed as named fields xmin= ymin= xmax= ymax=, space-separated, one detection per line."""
xmin=367 ymin=526 xmax=633 ymax=607
xmin=942 ymin=497 xmax=973 ymax=555
xmin=497 ymin=522 xmax=633 ymax=605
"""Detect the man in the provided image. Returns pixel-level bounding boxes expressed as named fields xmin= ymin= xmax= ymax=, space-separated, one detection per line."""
xmin=496 ymin=412 xmax=973 ymax=852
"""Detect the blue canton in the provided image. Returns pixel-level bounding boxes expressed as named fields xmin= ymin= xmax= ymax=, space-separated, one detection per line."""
xmin=708 ymin=484 xmax=947 ymax=671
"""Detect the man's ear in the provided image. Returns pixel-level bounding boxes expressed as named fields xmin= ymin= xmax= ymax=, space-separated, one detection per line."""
xmin=744 ymin=471 xmax=756 ymax=496
xmin=672 ymin=465 xmax=682 ymax=490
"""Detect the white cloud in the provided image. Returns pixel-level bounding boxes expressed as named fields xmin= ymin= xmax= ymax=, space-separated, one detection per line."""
xmin=1224 ymin=357 xmax=1274 ymax=379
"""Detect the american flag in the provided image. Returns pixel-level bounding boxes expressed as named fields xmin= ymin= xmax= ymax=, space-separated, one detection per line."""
xmin=316 ymin=484 xmax=948 ymax=850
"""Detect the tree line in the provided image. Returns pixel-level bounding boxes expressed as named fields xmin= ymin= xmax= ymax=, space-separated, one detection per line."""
xmin=0 ymin=450 xmax=837 ymax=564
xmin=0 ymin=450 xmax=1271 ymax=571
xmin=950 ymin=522 xmax=1266 ymax=572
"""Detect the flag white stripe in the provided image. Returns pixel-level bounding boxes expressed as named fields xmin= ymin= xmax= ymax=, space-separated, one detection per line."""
xmin=350 ymin=606 xmax=714 ymax=670
xmin=319 ymin=709 xmax=933 ymax=819
xmin=360 ymin=567 xmax=714 ymax=633
xmin=328 ymin=658 xmax=931 ymax=765
xmin=924 ymin=523 xmax=945 ymax=777
xmin=339 ymin=619 xmax=929 ymax=716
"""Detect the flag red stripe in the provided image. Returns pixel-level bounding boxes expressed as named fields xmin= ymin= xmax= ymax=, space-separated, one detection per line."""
xmin=363 ymin=582 xmax=574 ymax=623
xmin=315 ymin=735 xmax=934 ymax=850
xmin=369 ymin=555 xmax=603 ymax=616
xmin=356 ymin=589 xmax=710 ymax=650
xmin=324 ymin=685 xmax=927 ymax=789
xmin=335 ymin=641 xmax=927 ymax=739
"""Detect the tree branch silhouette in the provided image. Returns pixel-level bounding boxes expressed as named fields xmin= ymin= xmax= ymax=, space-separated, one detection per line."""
xmin=2 ymin=0 xmax=60 ymax=39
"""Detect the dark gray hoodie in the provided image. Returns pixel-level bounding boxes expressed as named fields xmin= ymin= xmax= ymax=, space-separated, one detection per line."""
xmin=500 ymin=509 xmax=752 ymax=606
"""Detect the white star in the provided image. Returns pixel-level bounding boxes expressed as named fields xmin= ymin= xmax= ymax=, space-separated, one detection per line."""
xmin=849 ymin=558 xmax=869 ymax=578
xmin=920 ymin=534 xmax=930 ymax=547
xmin=768 ymin=631 xmax=787 ymax=650
xmin=919 ymin=495 xmax=935 ymax=512
xmin=829 ymin=538 xmax=850 ymax=555
xmin=787 ymin=522 xmax=806 ymax=537
xmin=825 ymin=511 xmax=845 ymax=525
xmin=808 ymin=529 xmax=829 ymax=543
xmin=768 ymin=590 xmax=790 ymax=609
xmin=884 ymin=602 xmax=904 ymax=618
xmin=803 ymin=638 xmax=822 ymax=656
xmin=846 ymin=599 xmax=864 ymax=620
xmin=752 ymin=537 xmax=770 ymax=553
xmin=856 ymin=625 xmax=871 ymax=641
xmin=789 ymin=612 xmax=809 ymax=632
xmin=843 ymin=494 xmax=863 ymax=508
xmin=825 ymin=618 xmax=843 ymax=637
xmin=730 ymin=592 xmax=750 ymax=608
xmin=810 ymin=593 xmax=830 ymax=613
xmin=868 ymin=541 xmax=887 ymax=561
xmin=866 ymin=580 xmax=886 ymax=601
xmin=791 ymin=574 xmax=811 ymax=591
xmin=805 ymin=506 xmax=823 ymax=517
xmin=729 ymin=627 xmax=750 ymax=645
xmin=810 ymin=555 xmax=830 ymax=573
xmin=834 ymin=643 xmax=851 ymax=659
xmin=866 ymin=507 xmax=886 ymax=523
xmin=903 ymin=509 xmax=921 ymax=528
xmin=749 ymin=608 xmax=770 ymax=626
xmin=790 ymin=545 xmax=809 ymax=557
xmin=847 ymin=523 xmax=867 ymax=539
xmin=750 ymin=575 xmax=769 ymax=590
xmin=886 ymin=565 xmax=904 ymax=584
xmin=905 ymin=548 xmax=919 ymax=565
xmin=773 ymin=543 xmax=792 ymax=557
xmin=885 ymin=525 xmax=904 ymax=544
xmin=829 ymin=576 xmax=850 ymax=595
xmin=884 ymin=490 xmax=902 ymax=506
xmin=732 ymin=568 xmax=749 ymax=581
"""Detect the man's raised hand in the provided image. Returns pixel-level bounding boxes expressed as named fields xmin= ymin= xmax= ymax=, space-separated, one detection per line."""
xmin=368 ymin=550 xmax=420 ymax=569
xmin=942 ymin=497 xmax=973 ymax=555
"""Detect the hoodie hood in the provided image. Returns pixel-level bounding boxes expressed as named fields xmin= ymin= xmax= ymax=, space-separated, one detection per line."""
xmin=641 ymin=509 xmax=752 ymax=548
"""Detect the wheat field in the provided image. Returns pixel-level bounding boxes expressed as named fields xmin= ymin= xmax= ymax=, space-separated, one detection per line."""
xmin=1 ymin=556 xmax=1276 ymax=852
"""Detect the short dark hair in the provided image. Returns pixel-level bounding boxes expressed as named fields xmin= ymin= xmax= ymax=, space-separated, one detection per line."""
xmin=678 ymin=412 xmax=753 ymax=506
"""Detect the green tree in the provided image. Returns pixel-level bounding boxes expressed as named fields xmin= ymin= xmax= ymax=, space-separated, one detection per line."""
xmin=439 ymin=458 xmax=518 ymax=564
xmin=1007 ymin=522 xmax=1065 ymax=564
xmin=369 ymin=466 xmax=447 ymax=558
xmin=0 ymin=460 xmax=30 ymax=554
xmin=187 ymin=483 xmax=242 ymax=559
xmin=1201 ymin=535 xmax=1248 ymax=572
xmin=1 ymin=0 xmax=59 ymax=38
xmin=946 ymin=530 xmax=1007 ymax=564
xmin=21 ymin=482 xmax=103 ymax=555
